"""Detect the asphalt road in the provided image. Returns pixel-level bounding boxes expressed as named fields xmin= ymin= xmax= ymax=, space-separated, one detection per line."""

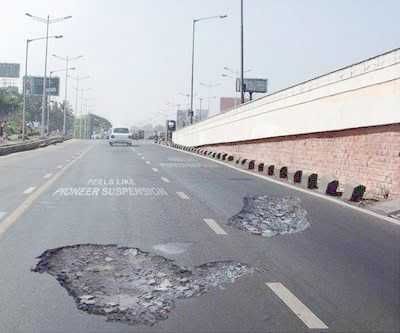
xmin=0 ymin=139 xmax=399 ymax=333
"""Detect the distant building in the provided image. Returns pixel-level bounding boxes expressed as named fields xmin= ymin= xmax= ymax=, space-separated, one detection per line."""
xmin=219 ymin=97 xmax=248 ymax=113
xmin=176 ymin=109 xmax=190 ymax=129
xmin=194 ymin=109 xmax=209 ymax=123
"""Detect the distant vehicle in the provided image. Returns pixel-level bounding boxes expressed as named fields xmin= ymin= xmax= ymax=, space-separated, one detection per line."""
xmin=109 ymin=127 xmax=132 ymax=146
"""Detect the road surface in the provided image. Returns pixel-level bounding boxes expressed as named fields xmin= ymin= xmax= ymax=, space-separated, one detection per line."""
xmin=0 ymin=139 xmax=398 ymax=333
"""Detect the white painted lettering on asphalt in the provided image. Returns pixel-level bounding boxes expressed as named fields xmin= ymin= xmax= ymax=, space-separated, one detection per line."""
xmin=52 ymin=187 xmax=168 ymax=197
xmin=203 ymin=218 xmax=227 ymax=235
xmin=266 ymin=282 xmax=328 ymax=329
xmin=88 ymin=178 xmax=136 ymax=186
xmin=23 ymin=187 xmax=36 ymax=194
xmin=152 ymin=168 xmax=159 ymax=172
xmin=176 ymin=192 xmax=190 ymax=200
xmin=161 ymin=177 xmax=170 ymax=183
xmin=43 ymin=173 xmax=53 ymax=179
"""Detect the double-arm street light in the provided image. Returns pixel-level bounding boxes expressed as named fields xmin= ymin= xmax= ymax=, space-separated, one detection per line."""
xmin=200 ymin=81 xmax=221 ymax=113
xmin=22 ymin=34 xmax=63 ymax=139
xmin=47 ymin=67 xmax=76 ymax=133
xmin=53 ymin=54 xmax=84 ymax=135
xmin=25 ymin=13 xmax=72 ymax=137
xmin=189 ymin=14 xmax=227 ymax=125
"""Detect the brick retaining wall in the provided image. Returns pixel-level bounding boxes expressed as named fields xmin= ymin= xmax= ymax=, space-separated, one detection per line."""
xmin=201 ymin=124 xmax=400 ymax=199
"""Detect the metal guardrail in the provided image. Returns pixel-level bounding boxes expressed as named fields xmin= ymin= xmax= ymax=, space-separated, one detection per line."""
xmin=0 ymin=136 xmax=71 ymax=156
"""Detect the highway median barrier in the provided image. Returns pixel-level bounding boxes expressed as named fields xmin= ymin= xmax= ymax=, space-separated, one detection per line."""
xmin=0 ymin=136 xmax=67 ymax=157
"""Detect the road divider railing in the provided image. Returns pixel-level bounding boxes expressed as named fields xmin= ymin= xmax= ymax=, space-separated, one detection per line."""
xmin=0 ymin=136 xmax=72 ymax=156
xmin=160 ymin=141 xmax=368 ymax=203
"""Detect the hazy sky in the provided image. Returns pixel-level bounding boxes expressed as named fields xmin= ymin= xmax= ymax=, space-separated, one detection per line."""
xmin=1 ymin=1 xmax=400 ymax=127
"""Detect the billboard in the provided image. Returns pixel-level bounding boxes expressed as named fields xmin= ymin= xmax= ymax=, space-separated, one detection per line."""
xmin=236 ymin=78 xmax=268 ymax=93
xmin=24 ymin=76 xmax=60 ymax=96
xmin=0 ymin=63 xmax=20 ymax=78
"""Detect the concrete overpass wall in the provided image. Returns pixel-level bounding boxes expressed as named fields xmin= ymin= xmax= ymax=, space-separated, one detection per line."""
xmin=173 ymin=48 xmax=400 ymax=199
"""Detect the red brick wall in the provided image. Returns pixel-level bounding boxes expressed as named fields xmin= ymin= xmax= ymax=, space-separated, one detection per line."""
xmin=202 ymin=124 xmax=400 ymax=199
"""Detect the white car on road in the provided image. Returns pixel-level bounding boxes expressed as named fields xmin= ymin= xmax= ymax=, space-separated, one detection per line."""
xmin=109 ymin=127 xmax=132 ymax=146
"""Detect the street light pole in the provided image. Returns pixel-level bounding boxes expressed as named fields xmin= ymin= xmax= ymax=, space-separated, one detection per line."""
xmin=53 ymin=54 xmax=83 ymax=135
xmin=25 ymin=13 xmax=72 ymax=137
xmin=240 ymin=0 xmax=245 ymax=104
xmin=22 ymin=39 xmax=29 ymax=140
xmin=189 ymin=14 xmax=227 ymax=125
xmin=42 ymin=15 xmax=50 ymax=136
xmin=22 ymin=35 xmax=63 ymax=140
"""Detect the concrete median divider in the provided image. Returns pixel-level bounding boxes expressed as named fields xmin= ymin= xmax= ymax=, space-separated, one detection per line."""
xmin=0 ymin=136 xmax=70 ymax=157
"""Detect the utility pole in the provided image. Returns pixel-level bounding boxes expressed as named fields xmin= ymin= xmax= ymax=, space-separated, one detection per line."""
xmin=240 ymin=0 xmax=245 ymax=104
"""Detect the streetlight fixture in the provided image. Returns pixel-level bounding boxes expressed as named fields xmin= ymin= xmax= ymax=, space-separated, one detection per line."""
xmin=189 ymin=14 xmax=227 ymax=125
xmin=47 ymin=67 xmax=76 ymax=133
xmin=25 ymin=12 xmax=72 ymax=137
xmin=22 ymin=34 xmax=63 ymax=140
xmin=53 ymin=54 xmax=84 ymax=135
xmin=240 ymin=0 xmax=245 ymax=104
xmin=200 ymin=82 xmax=221 ymax=114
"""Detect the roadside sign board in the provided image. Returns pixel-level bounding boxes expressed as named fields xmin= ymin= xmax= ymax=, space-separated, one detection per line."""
xmin=0 ymin=63 xmax=20 ymax=78
xmin=24 ymin=76 xmax=60 ymax=96
xmin=166 ymin=120 xmax=176 ymax=131
xmin=236 ymin=78 xmax=268 ymax=93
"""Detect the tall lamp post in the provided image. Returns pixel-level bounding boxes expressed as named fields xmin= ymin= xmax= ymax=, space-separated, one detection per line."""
xmin=200 ymin=82 xmax=221 ymax=114
xmin=189 ymin=14 xmax=227 ymax=125
xmin=240 ymin=0 xmax=245 ymax=104
xmin=25 ymin=13 xmax=72 ymax=137
xmin=69 ymin=75 xmax=90 ymax=138
xmin=48 ymin=67 xmax=76 ymax=133
xmin=22 ymin=34 xmax=63 ymax=140
xmin=53 ymin=54 xmax=83 ymax=135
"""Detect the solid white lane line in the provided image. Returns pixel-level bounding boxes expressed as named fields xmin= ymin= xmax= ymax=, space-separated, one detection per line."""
xmin=56 ymin=165 xmax=63 ymax=169
xmin=0 ymin=212 xmax=6 ymax=220
xmin=152 ymin=168 xmax=159 ymax=172
xmin=203 ymin=218 xmax=227 ymax=235
xmin=176 ymin=191 xmax=190 ymax=200
xmin=23 ymin=187 xmax=36 ymax=194
xmin=160 ymin=145 xmax=400 ymax=226
xmin=161 ymin=177 xmax=170 ymax=183
xmin=43 ymin=173 xmax=53 ymax=179
xmin=266 ymin=283 xmax=328 ymax=330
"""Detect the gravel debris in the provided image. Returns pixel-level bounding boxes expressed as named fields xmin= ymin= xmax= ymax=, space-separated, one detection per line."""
xmin=228 ymin=196 xmax=310 ymax=237
xmin=32 ymin=244 xmax=252 ymax=326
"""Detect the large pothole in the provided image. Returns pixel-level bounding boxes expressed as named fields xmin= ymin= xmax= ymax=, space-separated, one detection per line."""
xmin=227 ymin=195 xmax=310 ymax=237
xmin=32 ymin=244 xmax=252 ymax=326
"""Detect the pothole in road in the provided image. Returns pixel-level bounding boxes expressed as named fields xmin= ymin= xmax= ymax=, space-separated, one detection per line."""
xmin=32 ymin=244 xmax=252 ymax=326
xmin=228 ymin=195 xmax=310 ymax=237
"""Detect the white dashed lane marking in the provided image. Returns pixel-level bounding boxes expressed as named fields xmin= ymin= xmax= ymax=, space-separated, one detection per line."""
xmin=23 ymin=187 xmax=36 ymax=195
xmin=56 ymin=165 xmax=63 ymax=169
xmin=176 ymin=192 xmax=190 ymax=200
xmin=161 ymin=177 xmax=170 ymax=183
xmin=152 ymin=168 xmax=159 ymax=172
xmin=203 ymin=218 xmax=227 ymax=235
xmin=266 ymin=282 xmax=328 ymax=330
xmin=43 ymin=173 xmax=53 ymax=179
xmin=146 ymin=161 xmax=151 ymax=164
